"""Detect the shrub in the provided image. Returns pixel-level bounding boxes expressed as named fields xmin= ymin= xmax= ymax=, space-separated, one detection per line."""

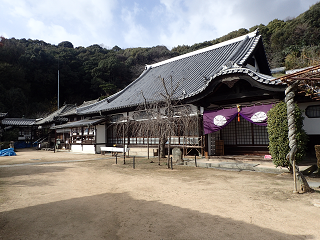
xmin=0 ymin=141 xmax=10 ymax=149
xmin=2 ymin=129 xmax=19 ymax=141
xmin=267 ymin=101 xmax=308 ymax=168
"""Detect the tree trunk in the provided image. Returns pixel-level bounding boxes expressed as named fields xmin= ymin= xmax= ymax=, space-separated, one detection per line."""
xmin=315 ymin=145 xmax=320 ymax=175
xmin=167 ymin=135 xmax=171 ymax=168
xmin=159 ymin=136 xmax=166 ymax=158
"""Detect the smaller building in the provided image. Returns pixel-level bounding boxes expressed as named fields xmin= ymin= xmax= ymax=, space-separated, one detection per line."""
xmin=0 ymin=118 xmax=37 ymax=148
xmin=34 ymin=100 xmax=100 ymax=150
xmin=34 ymin=104 xmax=77 ymax=148
xmin=50 ymin=117 xmax=106 ymax=154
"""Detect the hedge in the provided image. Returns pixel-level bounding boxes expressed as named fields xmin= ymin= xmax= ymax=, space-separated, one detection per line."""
xmin=267 ymin=101 xmax=308 ymax=168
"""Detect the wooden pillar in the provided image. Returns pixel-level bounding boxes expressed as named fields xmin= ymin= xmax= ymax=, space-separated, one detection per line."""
xmin=285 ymin=82 xmax=312 ymax=193
xmin=123 ymin=122 xmax=126 ymax=162
xmin=54 ymin=130 xmax=57 ymax=153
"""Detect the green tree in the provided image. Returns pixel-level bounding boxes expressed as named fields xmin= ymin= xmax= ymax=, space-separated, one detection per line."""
xmin=100 ymin=82 xmax=117 ymax=97
xmin=267 ymin=101 xmax=308 ymax=168
xmin=58 ymin=41 xmax=74 ymax=48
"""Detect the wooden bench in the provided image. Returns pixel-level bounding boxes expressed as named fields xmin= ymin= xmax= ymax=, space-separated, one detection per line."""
xmin=101 ymin=146 xmax=129 ymax=156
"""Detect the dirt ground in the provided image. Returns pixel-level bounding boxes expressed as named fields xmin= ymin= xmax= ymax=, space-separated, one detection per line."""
xmin=1 ymin=149 xmax=320 ymax=240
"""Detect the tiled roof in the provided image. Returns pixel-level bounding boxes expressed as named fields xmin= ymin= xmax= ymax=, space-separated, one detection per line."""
xmin=1 ymin=118 xmax=36 ymax=126
xmin=50 ymin=117 xmax=105 ymax=129
xmin=76 ymin=30 xmax=276 ymax=115
xmin=35 ymin=104 xmax=76 ymax=125
xmin=184 ymin=67 xmax=283 ymax=99
xmin=59 ymin=99 xmax=99 ymax=117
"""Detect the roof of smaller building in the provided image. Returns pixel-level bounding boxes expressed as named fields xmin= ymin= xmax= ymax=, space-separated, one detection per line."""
xmin=50 ymin=117 xmax=105 ymax=129
xmin=59 ymin=99 xmax=99 ymax=117
xmin=274 ymin=64 xmax=320 ymax=100
xmin=35 ymin=104 xmax=76 ymax=125
xmin=1 ymin=118 xmax=37 ymax=126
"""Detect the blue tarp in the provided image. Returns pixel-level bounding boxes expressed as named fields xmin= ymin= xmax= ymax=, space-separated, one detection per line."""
xmin=0 ymin=148 xmax=16 ymax=156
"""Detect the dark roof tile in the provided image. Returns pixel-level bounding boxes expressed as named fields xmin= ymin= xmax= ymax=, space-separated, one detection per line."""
xmin=50 ymin=117 xmax=105 ymax=129
xmin=1 ymin=118 xmax=36 ymax=126
xmin=35 ymin=104 xmax=76 ymax=125
xmin=77 ymin=30 xmax=275 ymax=115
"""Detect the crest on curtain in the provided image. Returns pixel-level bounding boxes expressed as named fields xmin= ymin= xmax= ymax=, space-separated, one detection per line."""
xmin=203 ymin=104 xmax=274 ymax=134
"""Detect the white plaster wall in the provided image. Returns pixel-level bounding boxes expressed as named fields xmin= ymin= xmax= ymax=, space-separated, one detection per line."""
xmin=298 ymin=102 xmax=320 ymax=135
xmin=71 ymin=145 xmax=82 ymax=152
xmin=96 ymin=124 xmax=106 ymax=153
xmin=82 ymin=145 xmax=95 ymax=154
xmin=95 ymin=144 xmax=105 ymax=154
xmin=71 ymin=144 xmax=95 ymax=154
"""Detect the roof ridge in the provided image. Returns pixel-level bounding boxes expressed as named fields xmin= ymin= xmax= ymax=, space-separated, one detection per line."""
xmin=147 ymin=30 xmax=259 ymax=69
xmin=239 ymin=35 xmax=261 ymax=65
xmin=216 ymin=35 xmax=250 ymax=72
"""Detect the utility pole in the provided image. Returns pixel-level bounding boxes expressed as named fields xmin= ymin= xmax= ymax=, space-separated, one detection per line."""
xmin=58 ymin=56 xmax=60 ymax=109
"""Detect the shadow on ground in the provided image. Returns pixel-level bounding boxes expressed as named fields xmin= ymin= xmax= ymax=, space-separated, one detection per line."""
xmin=0 ymin=192 xmax=311 ymax=240
xmin=0 ymin=165 xmax=72 ymax=178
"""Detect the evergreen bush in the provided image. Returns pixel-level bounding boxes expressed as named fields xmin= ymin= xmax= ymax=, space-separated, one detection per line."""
xmin=267 ymin=101 xmax=308 ymax=168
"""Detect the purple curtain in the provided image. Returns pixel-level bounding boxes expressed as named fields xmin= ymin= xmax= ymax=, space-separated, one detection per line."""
xmin=239 ymin=104 xmax=273 ymax=126
xmin=203 ymin=104 xmax=274 ymax=134
xmin=203 ymin=108 xmax=238 ymax=134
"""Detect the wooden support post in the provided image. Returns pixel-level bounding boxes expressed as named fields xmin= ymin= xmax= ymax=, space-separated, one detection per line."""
xmin=293 ymin=158 xmax=297 ymax=192
xmin=167 ymin=136 xmax=171 ymax=169
xmin=147 ymin=131 xmax=150 ymax=160
xmin=54 ymin=130 xmax=57 ymax=153
xmin=285 ymin=82 xmax=313 ymax=193
xmin=133 ymin=156 xmax=135 ymax=169
xmin=123 ymin=123 xmax=126 ymax=164
xmin=158 ymin=144 xmax=161 ymax=165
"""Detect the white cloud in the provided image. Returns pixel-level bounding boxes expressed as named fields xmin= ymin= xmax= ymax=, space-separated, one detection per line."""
xmin=154 ymin=0 xmax=320 ymax=48
xmin=157 ymin=0 xmax=236 ymax=48
xmin=120 ymin=3 xmax=150 ymax=47
xmin=1 ymin=0 xmax=117 ymax=47
xmin=9 ymin=0 xmax=33 ymax=18
xmin=32 ymin=0 xmax=116 ymax=35
xmin=27 ymin=18 xmax=80 ymax=46
xmin=1 ymin=0 xmax=320 ymax=48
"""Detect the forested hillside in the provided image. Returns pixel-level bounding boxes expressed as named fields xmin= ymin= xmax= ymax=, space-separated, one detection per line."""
xmin=1 ymin=2 xmax=320 ymax=118
xmin=0 ymin=39 xmax=176 ymax=117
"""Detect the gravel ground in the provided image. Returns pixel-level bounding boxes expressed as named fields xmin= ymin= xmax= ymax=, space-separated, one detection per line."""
xmin=1 ymin=148 xmax=320 ymax=240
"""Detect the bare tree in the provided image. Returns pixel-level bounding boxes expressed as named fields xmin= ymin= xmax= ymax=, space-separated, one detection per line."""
xmin=128 ymin=76 xmax=200 ymax=168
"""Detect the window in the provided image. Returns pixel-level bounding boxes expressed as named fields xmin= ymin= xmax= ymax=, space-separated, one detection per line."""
xmin=221 ymin=116 xmax=269 ymax=145
xmin=109 ymin=114 xmax=124 ymax=123
xmin=132 ymin=111 xmax=152 ymax=120
xmin=305 ymin=105 xmax=320 ymax=118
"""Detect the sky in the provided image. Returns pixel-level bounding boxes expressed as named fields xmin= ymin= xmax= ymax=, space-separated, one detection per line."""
xmin=1 ymin=0 xmax=319 ymax=50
